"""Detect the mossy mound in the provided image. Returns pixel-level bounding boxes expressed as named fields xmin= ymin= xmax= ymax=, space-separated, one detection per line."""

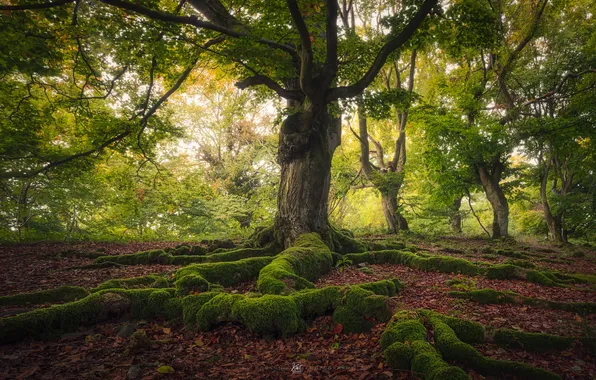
xmin=257 ymin=233 xmax=333 ymax=294
xmin=95 ymin=249 xmax=173 ymax=265
xmin=0 ymin=286 xmax=89 ymax=306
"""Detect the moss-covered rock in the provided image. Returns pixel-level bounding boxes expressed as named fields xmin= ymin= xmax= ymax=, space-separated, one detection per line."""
xmin=0 ymin=286 xmax=89 ymax=306
xmin=257 ymin=233 xmax=333 ymax=294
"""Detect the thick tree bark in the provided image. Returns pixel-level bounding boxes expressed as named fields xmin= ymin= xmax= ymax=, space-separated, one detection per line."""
xmin=450 ymin=197 xmax=462 ymax=233
xmin=275 ymin=105 xmax=341 ymax=248
xmin=381 ymin=192 xmax=399 ymax=234
xmin=477 ymin=164 xmax=509 ymax=238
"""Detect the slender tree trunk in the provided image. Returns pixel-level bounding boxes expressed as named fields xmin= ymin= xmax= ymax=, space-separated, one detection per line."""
xmin=450 ymin=197 xmax=463 ymax=233
xmin=539 ymin=157 xmax=563 ymax=242
xmin=478 ymin=165 xmax=509 ymax=238
xmin=275 ymin=105 xmax=341 ymax=248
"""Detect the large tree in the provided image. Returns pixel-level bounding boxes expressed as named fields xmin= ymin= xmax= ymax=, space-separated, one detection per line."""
xmin=1 ymin=0 xmax=438 ymax=248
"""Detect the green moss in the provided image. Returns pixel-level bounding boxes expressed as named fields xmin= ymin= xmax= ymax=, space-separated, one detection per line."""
xmin=92 ymin=275 xmax=169 ymax=292
xmin=233 ymin=295 xmax=303 ymax=338
xmin=449 ymin=289 xmax=516 ymax=304
xmin=495 ymin=249 xmax=529 ymax=259
xmin=181 ymin=292 xmax=219 ymax=327
xmin=95 ymin=249 xmax=173 ymax=265
xmin=526 ymin=270 xmax=557 ymax=286
xmin=346 ymin=250 xmax=480 ymax=276
xmin=357 ymin=279 xmax=401 ymax=296
xmin=257 ymin=233 xmax=333 ymax=294
xmin=0 ymin=289 xmax=172 ymax=344
xmin=144 ymin=290 xmax=181 ymax=320
xmin=418 ymin=309 xmax=485 ymax=344
xmin=174 ymin=274 xmax=210 ymax=296
xmin=380 ymin=311 xmax=468 ymax=379
xmin=331 ymin=284 xmax=396 ymax=333
xmin=170 ymin=247 xmax=276 ymax=265
xmin=325 ymin=227 xmax=368 ymax=253
xmin=0 ymin=286 xmax=89 ymax=306
xmin=176 ymin=256 xmax=273 ymax=287
xmin=291 ymin=287 xmax=341 ymax=319
xmin=493 ymin=329 xmax=573 ymax=352
xmin=446 ymin=277 xmax=477 ymax=292
xmin=432 ymin=318 xmax=560 ymax=380
xmin=486 ymin=264 xmax=519 ymax=280
xmin=366 ymin=241 xmax=406 ymax=251
xmin=502 ymin=258 xmax=536 ymax=269
xmin=196 ymin=293 xmax=244 ymax=331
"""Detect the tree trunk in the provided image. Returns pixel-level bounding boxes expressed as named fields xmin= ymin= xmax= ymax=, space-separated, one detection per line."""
xmin=381 ymin=192 xmax=399 ymax=234
xmin=450 ymin=197 xmax=462 ymax=233
xmin=539 ymin=159 xmax=563 ymax=242
xmin=275 ymin=105 xmax=341 ymax=248
xmin=478 ymin=165 xmax=509 ymax=238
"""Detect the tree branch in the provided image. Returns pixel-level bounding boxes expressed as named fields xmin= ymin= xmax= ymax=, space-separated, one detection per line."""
xmin=235 ymin=75 xmax=304 ymax=101
xmin=0 ymin=0 xmax=74 ymax=10
xmin=286 ymin=0 xmax=314 ymax=96
xmin=322 ymin=0 xmax=339 ymax=87
xmin=326 ymin=0 xmax=437 ymax=101
xmin=96 ymin=0 xmax=298 ymax=59
xmin=523 ymin=69 xmax=596 ymax=106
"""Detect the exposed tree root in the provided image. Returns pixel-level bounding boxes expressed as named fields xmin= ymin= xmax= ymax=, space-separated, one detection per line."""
xmin=0 ymin=286 xmax=89 ymax=307
xmin=449 ymin=288 xmax=596 ymax=315
xmin=0 ymin=279 xmax=401 ymax=343
xmin=94 ymin=246 xmax=277 ymax=266
xmin=346 ymin=249 xmax=594 ymax=287
xmin=381 ymin=309 xmax=566 ymax=380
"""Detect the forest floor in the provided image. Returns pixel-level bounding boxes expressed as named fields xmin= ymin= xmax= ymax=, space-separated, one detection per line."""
xmin=0 ymin=236 xmax=594 ymax=380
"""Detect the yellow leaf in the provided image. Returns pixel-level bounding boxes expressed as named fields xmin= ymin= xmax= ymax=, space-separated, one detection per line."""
xmin=157 ymin=366 xmax=174 ymax=374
